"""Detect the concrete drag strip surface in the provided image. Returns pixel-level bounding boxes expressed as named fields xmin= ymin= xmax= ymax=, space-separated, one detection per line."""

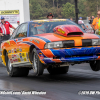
xmin=0 ymin=63 xmax=100 ymax=100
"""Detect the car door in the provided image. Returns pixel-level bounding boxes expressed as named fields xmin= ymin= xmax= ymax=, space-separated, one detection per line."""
xmin=13 ymin=23 xmax=29 ymax=62
xmin=7 ymin=26 xmax=20 ymax=64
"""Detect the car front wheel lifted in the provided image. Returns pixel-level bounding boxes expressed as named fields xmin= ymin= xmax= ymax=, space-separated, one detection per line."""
xmin=90 ymin=60 xmax=100 ymax=71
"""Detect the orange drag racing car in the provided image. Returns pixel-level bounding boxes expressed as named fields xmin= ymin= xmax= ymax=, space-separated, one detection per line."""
xmin=0 ymin=19 xmax=100 ymax=77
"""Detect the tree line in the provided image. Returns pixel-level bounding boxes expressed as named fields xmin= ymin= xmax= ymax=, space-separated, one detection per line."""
xmin=29 ymin=0 xmax=100 ymax=20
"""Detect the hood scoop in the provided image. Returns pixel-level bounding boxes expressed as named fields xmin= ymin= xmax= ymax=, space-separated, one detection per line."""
xmin=53 ymin=25 xmax=84 ymax=37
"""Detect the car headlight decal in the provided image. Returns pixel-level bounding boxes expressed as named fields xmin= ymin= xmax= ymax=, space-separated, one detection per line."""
xmin=44 ymin=40 xmax=75 ymax=49
xmin=82 ymin=39 xmax=92 ymax=46
xmin=44 ymin=41 xmax=63 ymax=49
xmin=63 ymin=40 xmax=74 ymax=48
xmin=44 ymin=39 xmax=100 ymax=49
xmin=82 ymin=39 xmax=100 ymax=46
xmin=92 ymin=39 xmax=100 ymax=46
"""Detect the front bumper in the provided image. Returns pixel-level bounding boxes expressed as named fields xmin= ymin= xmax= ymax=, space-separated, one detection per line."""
xmin=38 ymin=47 xmax=100 ymax=64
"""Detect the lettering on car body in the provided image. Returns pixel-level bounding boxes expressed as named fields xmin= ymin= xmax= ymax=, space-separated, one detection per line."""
xmin=30 ymin=39 xmax=40 ymax=44
xmin=58 ymin=29 xmax=65 ymax=34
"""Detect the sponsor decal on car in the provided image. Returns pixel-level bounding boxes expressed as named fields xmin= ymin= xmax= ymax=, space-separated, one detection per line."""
xmin=40 ymin=56 xmax=44 ymax=60
xmin=35 ymin=19 xmax=66 ymax=23
xmin=11 ymin=49 xmax=14 ymax=53
xmin=19 ymin=53 xmax=27 ymax=61
xmin=20 ymin=58 xmax=24 ymax=61
xmin=39 ymin=53 xmax=44 ymax=60
xmin=22 ymin=53 xmax=25 ymax=58
xmin=19 ymin=53 xmax=22 ymax=59
xmin=8 ymin=50 xmax=11 ymax=53
xmin=58 ymin=29 xmax=65 ymax=34
xmin=11 ymin=54 xmax=19 ymax=59
xmin=32 ymin=23 xmax=43 ymax=27
xmin=14 ymin=48 xmax=17 ymax=53
xmin=30 ymin=39 xmax=40 ymax=44
xmin=33 ymin=39 xmax=40 ymax=44
xmin=24 ymin=58 xmax=27 ymax=61
xmin=12 ymin=55 xmax=14 ymax=58
xmin=18 ymin=58 xmax=21 ymax=62
xmin=13 ymin=59 xmax=18 ymax=62
xmin=10 ymin=59 xmax=13 ymax=63
xmin=6 ymin=41 xmax=10 ymax=45
xmin=19 ymin=48 xmax=22 ymax=52
xmin=17 ymin=48 xmax=19 ymax=52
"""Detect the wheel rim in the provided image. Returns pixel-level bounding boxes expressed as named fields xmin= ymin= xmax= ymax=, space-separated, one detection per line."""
xmin=8 ymin=59 xmax=12 ymax=71
xmin=33 ymin=52 xmax=38 ymax=73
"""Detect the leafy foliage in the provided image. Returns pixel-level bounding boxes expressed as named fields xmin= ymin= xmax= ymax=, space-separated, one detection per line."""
xmin=61 ymin=2 xmax=75 ymax=18
xmin=29 ymin=0 xmax=100 ymax=19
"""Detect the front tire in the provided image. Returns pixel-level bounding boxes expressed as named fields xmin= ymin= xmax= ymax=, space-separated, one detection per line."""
xmin=6 ymin=53 xmax=29 ymax=77
xmin=32 ymin=48 xmax=44 ymax=76
xmin=89 ymin=60 xmax=100 ymax=71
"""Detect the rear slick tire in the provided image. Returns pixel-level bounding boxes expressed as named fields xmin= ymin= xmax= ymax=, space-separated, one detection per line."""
xmin=6 ymin=53 xmax=29 ymax=77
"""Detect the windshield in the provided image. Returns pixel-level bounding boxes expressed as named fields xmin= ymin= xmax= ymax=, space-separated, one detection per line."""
xmin=78 ymin=24 xmax=87 ymax=30
xmin=29 ymin=20 xmax=86 ymax=36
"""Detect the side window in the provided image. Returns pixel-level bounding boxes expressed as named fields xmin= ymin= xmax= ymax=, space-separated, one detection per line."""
xmin=10 ymin=26 xmax=20 ymax=39
xmin=29 ymin=23 xmax=38 ymax=36
xmin=14 ymin=23 xmax=28 ymax=38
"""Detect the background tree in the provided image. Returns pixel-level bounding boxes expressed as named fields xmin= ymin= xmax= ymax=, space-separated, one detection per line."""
xmin=29 ymin=0 xmax=100 ymax=19
xmin=61 ymin=2 xmax=75 ymax=18
xmin=86 ymin=0 xmax=100 ymax=16
xmin=30 ymin=0 xmax=43 ymax=19
xmin=78 ymin=0 xmax=87 ymax=17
